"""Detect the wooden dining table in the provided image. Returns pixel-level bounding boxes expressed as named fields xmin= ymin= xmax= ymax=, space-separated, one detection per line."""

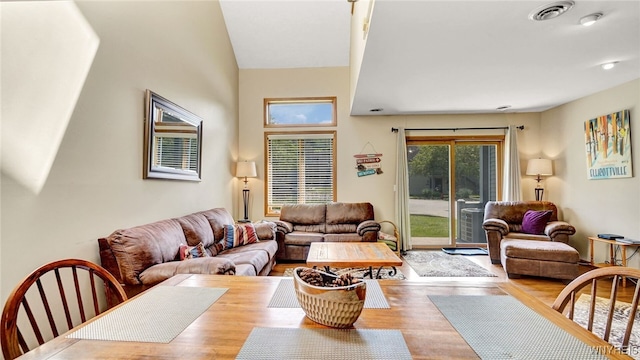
xmin=17 ymin=274 xmax=631 ymax=359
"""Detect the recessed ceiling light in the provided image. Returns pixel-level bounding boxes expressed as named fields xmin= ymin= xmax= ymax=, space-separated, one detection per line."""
xmin=580 ymin=13 xmax=603 ymax=26
xmin=601 ymin=62 xmax=618 ymax=70
xmin=529 ymin=1 xmax=575 ymax=21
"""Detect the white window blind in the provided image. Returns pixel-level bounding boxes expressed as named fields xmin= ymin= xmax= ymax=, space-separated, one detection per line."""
xmin=267 ymin=132 xmax=335 ymax=214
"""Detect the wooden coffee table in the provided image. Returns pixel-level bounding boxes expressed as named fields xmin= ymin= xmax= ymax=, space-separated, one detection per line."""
xmin=306 ymin=242 xmax=403 ymax=279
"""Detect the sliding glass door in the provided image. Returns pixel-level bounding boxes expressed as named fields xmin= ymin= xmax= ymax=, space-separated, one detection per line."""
xmin=407 ymin=137 xmax=503 ymax=248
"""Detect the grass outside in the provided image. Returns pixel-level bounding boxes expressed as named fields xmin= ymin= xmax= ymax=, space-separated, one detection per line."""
xmin=410 ymin=214 xmax=449 ymax=237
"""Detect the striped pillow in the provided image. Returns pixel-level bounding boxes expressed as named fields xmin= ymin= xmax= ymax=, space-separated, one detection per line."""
xmin=223 ymin=223 xmax=259 ymax=249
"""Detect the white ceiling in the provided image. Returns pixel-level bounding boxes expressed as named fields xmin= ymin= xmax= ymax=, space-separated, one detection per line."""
xmin=220 ymin=0 xmax=640 ymax=115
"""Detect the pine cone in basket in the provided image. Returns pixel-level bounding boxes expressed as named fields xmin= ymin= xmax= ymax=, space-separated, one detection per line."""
xmin=299 ymin=268 xmax=324 ymax=286
xmin=332 ymin=273 xmax=361 ymax=287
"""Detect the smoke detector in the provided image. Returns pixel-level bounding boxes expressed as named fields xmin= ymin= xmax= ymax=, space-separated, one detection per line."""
xmin=529 ymin=1 xmax=575 ymax=21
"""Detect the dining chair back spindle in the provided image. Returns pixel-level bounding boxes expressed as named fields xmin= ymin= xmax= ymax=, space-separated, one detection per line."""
xmin=552 ymin=266 xmax=640 ymax=350
xmin=1 ymin=259 xmax=127 ymax=359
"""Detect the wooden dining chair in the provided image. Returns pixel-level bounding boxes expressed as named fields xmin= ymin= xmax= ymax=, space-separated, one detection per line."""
xmin=551 ymin=266 xmax=640 ymax=350
xmin=378 ymin=220 xmax=400 ymax=256
xmin=1 ymin=259 xmax=127 ymax=359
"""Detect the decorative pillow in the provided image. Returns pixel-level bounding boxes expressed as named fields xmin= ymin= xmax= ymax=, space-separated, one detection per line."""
xmin=521 ymin=210 xmax=553 ymax=235
xmin=179 ymin=242 xmax=209 ymax=260
xmin=378 ymin=231 xmax=396 ymax=241
xmin=223 ymin=223 xmax=259 ymax=249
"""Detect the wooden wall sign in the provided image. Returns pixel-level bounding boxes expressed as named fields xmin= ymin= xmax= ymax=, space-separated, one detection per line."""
xmin=354 ymin=142 xmax=383 ymax=177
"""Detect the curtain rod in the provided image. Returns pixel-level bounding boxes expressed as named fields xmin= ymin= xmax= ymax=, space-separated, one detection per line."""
xmin=391 ymin=125 xmax=524 ymax=133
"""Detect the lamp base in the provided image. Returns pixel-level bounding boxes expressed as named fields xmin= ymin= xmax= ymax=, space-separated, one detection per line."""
xmin=534 ymin=187 xmax=544 ymax=201
xmin=241 ymin=188 xmax=251 ymax=223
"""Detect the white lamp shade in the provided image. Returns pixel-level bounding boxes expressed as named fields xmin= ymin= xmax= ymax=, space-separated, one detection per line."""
xmin=526 ymin=159 xmax=553 ymax=176
xmin=236 ymin=161 xmax=257 ymax=178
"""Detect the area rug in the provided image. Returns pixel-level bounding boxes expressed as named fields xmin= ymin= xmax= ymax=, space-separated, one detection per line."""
xmin=441 ymin=247 xmax=488 ymax=256
xmin=573 ymin=294 xmax=640 ymax=359
xmin=403 ymin=250 xmax=496 ymax=277
xmin=282 ymin=267 xmax=405 ymax=280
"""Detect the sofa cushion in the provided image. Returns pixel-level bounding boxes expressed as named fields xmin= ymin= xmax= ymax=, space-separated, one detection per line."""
xmin=323 ymin=233 xmax=363 ymax=242
xmin=223 ymin=223 xmax=259 ymax=249
xmin=138 ymin=257 xmax=236 ymax=285
xmin=325 ymin=223 xmax=357 ymax=234
xmin=235 ymin=264 xmax=257 ymax=276
xmin=175 ymin=213 xmax=215 ymax=249
xmin=293 ymin=224 xmax=326 ymax=233
xmin=501 ymin=239 xmax=579 ymax=263
xmin=326 ymin=202 xmax=374 ymax=224
xmin=283 ymin=232 xmax=325 ymax=246
xmin=280 ymin=204 xmax=326 ymax=225
xmin=522 ymin=210 xmax=553 ymax=235
xmin=107 ymin=219 xmax=185 ymax=285
xmin=197 ymin=208 xmax=236 ymax=241
xmin=504 ymin=232 xmax=550 ymax=241
xmin=217 ymin=249 xmax=270 ymax=277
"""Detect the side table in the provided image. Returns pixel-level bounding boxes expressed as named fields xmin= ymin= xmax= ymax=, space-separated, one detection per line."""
xmin=588 ymin=236 xmax=640 ymax=287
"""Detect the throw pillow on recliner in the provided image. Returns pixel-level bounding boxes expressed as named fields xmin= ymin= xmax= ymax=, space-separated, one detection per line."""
xmin=521 ymin=210 xmax=553 ymax=235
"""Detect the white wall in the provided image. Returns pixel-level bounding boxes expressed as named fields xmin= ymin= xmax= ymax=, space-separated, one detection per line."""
xmin=1 ymin=1 xmax=239 ymax=302
xmin=239 ymin=67 xmax=542 ymax=225
xmin=541 ymin=79 xmax=640 ymax=266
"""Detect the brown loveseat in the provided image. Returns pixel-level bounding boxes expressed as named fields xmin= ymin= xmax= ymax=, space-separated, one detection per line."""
xmin=274 ymin=202 xmax=380 ymax=261
xmin=482 ymin=201 xmax=576 ymax=264
xmin=98 ymin=208 xmax=277 ymax=297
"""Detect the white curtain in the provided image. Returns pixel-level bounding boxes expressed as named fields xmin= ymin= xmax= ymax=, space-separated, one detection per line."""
xmin=503 ymin=125 xmax=522 ymax=201
xmin=395 ymin=127 xmax=412 ymax=252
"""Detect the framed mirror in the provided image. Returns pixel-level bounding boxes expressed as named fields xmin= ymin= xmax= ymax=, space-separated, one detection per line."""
xmin=143 ymin=89 xmax=202 ymax=181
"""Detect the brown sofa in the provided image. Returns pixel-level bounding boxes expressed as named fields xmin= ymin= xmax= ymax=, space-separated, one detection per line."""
xmin=98 ymin=208 xmax=277 ymax=297
xmin=482 ymin=201 xmax=576 ymax=264
xmin=274 ymin=202 xmax=380 ymax=261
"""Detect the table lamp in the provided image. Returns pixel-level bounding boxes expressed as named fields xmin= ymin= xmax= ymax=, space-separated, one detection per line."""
xmin=236 ymin=161 xmax=257 ymax=222
xmin=526 ymin=158 xmax=552 ymax=201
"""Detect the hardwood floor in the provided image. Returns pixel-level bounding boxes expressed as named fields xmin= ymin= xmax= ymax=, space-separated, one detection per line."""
xmin=270 ymin=253 xmax=636 ymax=307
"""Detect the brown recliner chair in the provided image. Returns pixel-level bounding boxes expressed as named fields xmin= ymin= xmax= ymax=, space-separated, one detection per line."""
xmin=482 ymin=201 xmax=576 ymax=265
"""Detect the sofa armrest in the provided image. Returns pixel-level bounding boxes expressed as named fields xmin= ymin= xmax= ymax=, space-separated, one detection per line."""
xmin=98 ymin=237 xmax=124 ymax=284
xmin=357 ymin=220 xmax=381 ymax=236
xmin=274 ymin=220 xmax=293 ymax=234
xmin=253 ymin=221 xmax=276 ymax=240
xmin=483 ymin=218 xmax=508 ymax=264
xmin=482 ymin=218 xmax=509 ymax=235
xmin=545 ymin=221 xmax=576 ymax=239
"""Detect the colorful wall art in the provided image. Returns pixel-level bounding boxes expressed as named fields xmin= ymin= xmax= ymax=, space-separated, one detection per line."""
xmin=354 ymin=142 xmax=383 ymax=177
xmin=584 ymin=109 xmax=632 ymax=180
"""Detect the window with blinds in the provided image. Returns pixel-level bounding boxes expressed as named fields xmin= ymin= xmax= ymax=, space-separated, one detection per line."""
xmin=266 ymin=132 xmax=336 ymax=215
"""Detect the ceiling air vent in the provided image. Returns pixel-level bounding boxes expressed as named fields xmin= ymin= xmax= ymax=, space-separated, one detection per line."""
xmin=529 ymin=1 xmax=574 ymax=21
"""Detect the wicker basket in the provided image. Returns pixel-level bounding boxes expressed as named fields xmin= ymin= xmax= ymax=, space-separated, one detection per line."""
xmin=293 ymin=267 xmax=366 ymax=328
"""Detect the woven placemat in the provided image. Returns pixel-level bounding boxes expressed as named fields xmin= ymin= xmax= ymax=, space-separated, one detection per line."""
xmin=268 ymin=279 xmax=389 ymax=309
xmin=430 ymin=295 xmax=608 ymax=359
xmin=67 ymin=286 xmax=227 ymax=343
xmin=236 ymin=327 xmax=412 ymax=360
